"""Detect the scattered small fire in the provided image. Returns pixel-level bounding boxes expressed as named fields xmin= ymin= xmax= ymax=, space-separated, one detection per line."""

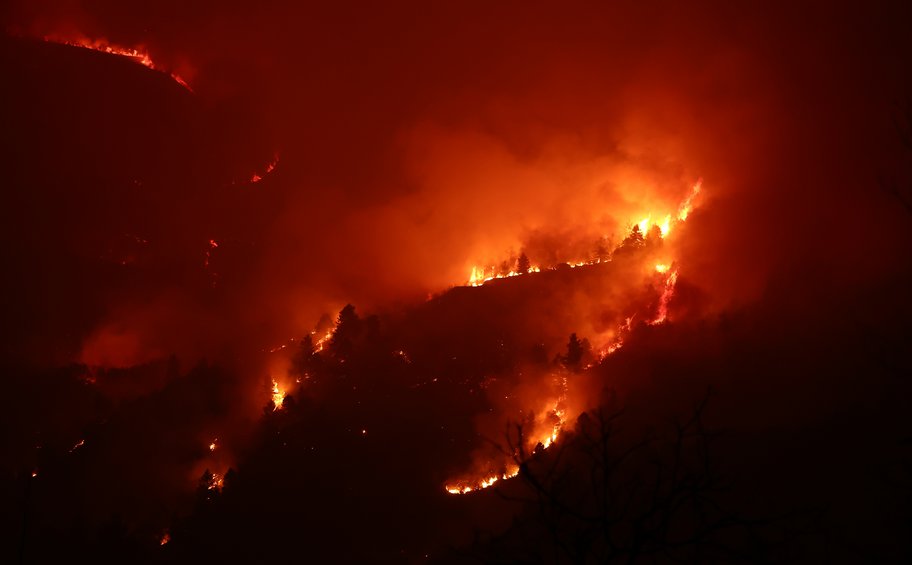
xmin=69 ymin=439 xmax=85 ymax=453
xmin=250 ymin=153 xmax=280 ymax=183
xmin=207 ymin=472 xmax=224 ymax=491
xmin=160 ymin=531 xmax=171 ymax=546
xmin=42 ymin=35 xmax=193 ymax=91
xmin=209 ymin=439 xmax=218 ymax=452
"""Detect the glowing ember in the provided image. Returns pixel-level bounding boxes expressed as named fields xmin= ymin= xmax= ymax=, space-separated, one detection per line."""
xmin=271 ymin=379 xmax=286 ymax=410
xmin=207 ymin=473 xmax=224 ymax=491
xmin=43 ymin=35 xmax=192 ymax=91
xmin=209 ymin=439 xmax=218 ymax=452
xmin=69 ymin=439 xmax=86 ymax=453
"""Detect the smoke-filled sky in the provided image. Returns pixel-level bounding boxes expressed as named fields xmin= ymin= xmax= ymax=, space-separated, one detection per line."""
xmin=2 ymin=1 xmax=910 ymax=371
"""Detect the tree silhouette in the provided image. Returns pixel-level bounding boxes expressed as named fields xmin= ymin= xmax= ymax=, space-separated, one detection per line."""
xmin=594 ymin=236 xmax=612 ymax=262
xmin=560 ymin=333 xmax=591 ymax=370
xmin=645 ymin=224 xmax=664 ymax=251
xmin=468 ymin=393 xmax=778 ymax=563
xmin=329 ymin=304 xmax=361 ymax=360
xmin=517 ymin=252 xmax=531 ymax=274
xmin=623 ymin=224 xmax=645 ymax=248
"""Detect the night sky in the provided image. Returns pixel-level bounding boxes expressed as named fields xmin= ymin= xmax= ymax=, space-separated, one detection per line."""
xmin=2 ymin=2 xmax=912 ymax=563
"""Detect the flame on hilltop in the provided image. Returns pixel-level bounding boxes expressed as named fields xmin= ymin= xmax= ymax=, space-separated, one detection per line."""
xmin=446 ymin=181 xmax=702 ymax=495
xmin=42 ymin=35 xmax=193 ymax=91
xmin=465 ymin=179 xmax=702 ymax=287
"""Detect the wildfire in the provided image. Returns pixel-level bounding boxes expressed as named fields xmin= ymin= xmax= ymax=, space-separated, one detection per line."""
xmin=447 ymin=181 xmax=704 ymax=495
xmin=677 ymin=179 xmax=703 ymax=222
xmin=160 ymin=531 xmax=171 ymax=546
xmin=649 ymin=268 xmax=679 ymax=325
xmin=469 ymin=265 xmax=541 ymax=287
xmin=313 ymin=329 xmax=335 ymax=352
xmin=43 ymin=35 xmax=192 ymax=91
xmin=209 ymin=439 xmax=218 ymax=452
xmin=271 ymin=379 xmax=286 ymax=410
xmin=464 ymin=180 xmax=702 ymax=287
xmin=250 ymin=154 xmax=280 ymax=183
xmin=69 ymin=439 xmax=86 ymax=453
xmin=445 ymin=466 xmax=519 ymax=494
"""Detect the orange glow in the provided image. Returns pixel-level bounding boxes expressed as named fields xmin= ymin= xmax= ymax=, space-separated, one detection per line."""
xmin=43 ymin=35 xmax=192 ymax=91
xmin=655 ymin=263 xmax=669 ymax=273
xmin=637 ymin=216 xmax=651 ymax=234
xmin=658 ymin=214 xmax=672 ymax=237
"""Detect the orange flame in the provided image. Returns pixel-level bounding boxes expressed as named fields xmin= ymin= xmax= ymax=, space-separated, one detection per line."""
xmin=649 ymin=268 xmax=679 ymax=325
xmin=271 ymin=379 xmax=286 ymax=410
xmin=43 ymin=35 xmax=192 ymax=91
xmin=677 ymin=179 xmax=702 ymax=222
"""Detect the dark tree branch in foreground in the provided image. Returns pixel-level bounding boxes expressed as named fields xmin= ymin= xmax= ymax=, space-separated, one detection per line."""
xmin=464 ymin=391 xmax=811 ymax=563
